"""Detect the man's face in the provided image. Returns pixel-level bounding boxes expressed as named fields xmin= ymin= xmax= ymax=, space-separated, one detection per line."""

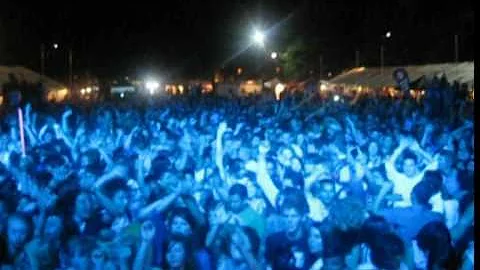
xmin=282 ymin=208 xmax=302 ymax=234
xmin=402 ymin=158 xmax=417 ymax=178
xmin=7 ymin=217 xmax=29 ymax=250
xmin=318 ymin=183 xmax=336 ymax=205
xmin=230 ymin=194 xmax=244 ymax=213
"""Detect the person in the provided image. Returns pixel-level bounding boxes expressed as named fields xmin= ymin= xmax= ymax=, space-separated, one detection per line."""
xmin=217 ymin=225 xmax=262 ymax=270
xmin=228 ymin=183 xmax=266 ymax=239
xmin=265 ymin=199 xmax=309 ymax=270
xmin=415 ymin=221 xmax=461 ymax=270
xmin=63 ymin=191 xmax=105 ymax=238
xmin=378 ymin=180 xmax=444 ymax=243
xmin=384 ymin=137 xmax=437 ymax=207
xmin=306 ymin=222 xmax=327 ymax=270
xmin=358 ymin=232 xmax=407 ymax=270
xmin=25 ymin=215 xmax=63 ymax=269
xmin=0 ymin=214 xmax=33 ymax=269
xmin=166 ymin=207 xmax=212 ymax=270
xmin=161 ymin=236 xmax=196 ymax=270
xmin=0 ymin=84 xmax=474 ymax=270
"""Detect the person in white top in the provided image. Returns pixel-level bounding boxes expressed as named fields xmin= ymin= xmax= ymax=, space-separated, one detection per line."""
xmin=384 ymin=137 xmax=437 ymax=207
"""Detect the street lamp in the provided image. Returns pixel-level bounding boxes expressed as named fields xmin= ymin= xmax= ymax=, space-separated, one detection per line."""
xmin=253 ymin=29 xmax=265 ymax=46
xmin=53 ymin=43 xmax=59 ymax=49
xmin=271 ymin=51 xmax=278 ymax=59
xmin=385 ymin=31 xmax=392 ymax=38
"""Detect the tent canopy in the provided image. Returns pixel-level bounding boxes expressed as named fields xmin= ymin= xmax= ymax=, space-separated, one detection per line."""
xmin=329 ymin=62 xmax=474 ymax=89
xmin=0 ymin=66 xmax=66 ymax=94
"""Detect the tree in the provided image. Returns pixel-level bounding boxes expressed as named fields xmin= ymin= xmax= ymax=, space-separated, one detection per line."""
xmin=280 ymin=37 xmax=319 ymax=80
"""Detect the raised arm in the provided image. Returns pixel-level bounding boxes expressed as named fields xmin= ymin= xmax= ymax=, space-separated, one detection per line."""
xmin=450 ymin=202 xmax=473 ymax=244
xmin=371 ymin=182 xmax=394 ymax=213
xmin=133 ymin=221 xmax=156 ymax=270
xmin=215 ymin=121 xmax=229 ymax=184
xmin=61 ymin=108 xmax=73 ymax=135
xmin=384 ymin=138 xmax=409 ymax=183
xmin=137 ymin=186 xmax=182 ymax=220
xmin=251 ymin=142 xmax=279 ymax=207
xmin=91 ymin=166 xmax=128 ymax=216
xmin=182 ymin=193 xmax=207 ymax=226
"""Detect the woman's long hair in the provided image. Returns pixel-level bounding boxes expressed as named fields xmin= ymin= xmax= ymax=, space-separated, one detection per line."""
xmin=161 ymin=235 xmax=196 ymax=270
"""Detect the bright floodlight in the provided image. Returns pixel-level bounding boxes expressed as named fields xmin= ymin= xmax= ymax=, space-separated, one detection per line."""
xmin=386 ymin=32 xmax=391 ymax=38
xmin=53 ymin=43 xmax=59 ymax=49
xmin=334 ymin=95 xmax=340 ymax=102
xmin=146 ymin=80 xmax=160 ymax=95
xmin=271 ymin=52 xmax=278 ymax=59
xmin=253 ymin=30 xmax=265 ymax=46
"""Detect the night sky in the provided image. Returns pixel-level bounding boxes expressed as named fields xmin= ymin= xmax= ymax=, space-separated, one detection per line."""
xmin=0 ymin=0 xmax=474 ymax=82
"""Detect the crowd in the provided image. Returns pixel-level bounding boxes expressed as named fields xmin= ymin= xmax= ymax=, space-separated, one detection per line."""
xmin=0 ymin=88 xmax=474 ymax=270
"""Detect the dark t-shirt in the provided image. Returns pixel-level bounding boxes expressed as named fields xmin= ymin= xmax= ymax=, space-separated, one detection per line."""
xmin=63 ymin=212 xmax=107 ymax=239
xmin=265 ymin=230 xmax=310 ymax=270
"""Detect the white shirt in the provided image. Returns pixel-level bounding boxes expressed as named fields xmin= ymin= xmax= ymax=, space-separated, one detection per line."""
xmin=385 ymin=169 xmax=423 ymax=207
xmin=429 ymin=192 xmax=459 ymax=229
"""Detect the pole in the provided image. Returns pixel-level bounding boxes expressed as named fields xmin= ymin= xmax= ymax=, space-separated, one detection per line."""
xmin=68 ymin=48 xmax=73 ymax=91
xmin=380 ymin=45 xmax=384 ymax=75
xmin=454 ymin=34 xmax=459 ymax=62
xmin=319 ymin=55 xmax=323 ymax=79
xmin=355 ymin=50 xmax=360 ymax=67
xmin=40 ymin=43 xmax=45 ymax=76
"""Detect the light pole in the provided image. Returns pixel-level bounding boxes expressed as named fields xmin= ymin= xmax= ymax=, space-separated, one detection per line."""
xmin=40 ymin=43 xmax=73 ymax=90
xmin=454 ymin=34 xmax=459 ymax=62
xmin=380 ymin=31 xmax=391 ymax=74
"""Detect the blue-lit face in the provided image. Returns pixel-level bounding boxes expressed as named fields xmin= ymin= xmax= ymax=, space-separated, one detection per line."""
xmin=402 ymin=158 xmax=417 ymax=178
xmin=230 ymin=194 xmax=244 ymax=213
xmin=308 ymin=227 xmax=324 ymax=254
xmin=283 ymin=208 xmax=302 ymax=234
xmin=170 ymin=216 xmax=192 ymax=237
xmin=7 ymin=217 xmax=29 ymax=250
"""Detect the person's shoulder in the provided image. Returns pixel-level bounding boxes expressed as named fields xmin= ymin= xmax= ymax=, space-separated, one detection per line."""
xmin=428 ymin=210 xmax=444 ymax=221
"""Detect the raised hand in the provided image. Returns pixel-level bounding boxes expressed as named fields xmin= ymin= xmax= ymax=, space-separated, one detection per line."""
xmin=245 ymin=160 xmax=258 ymax=172
xmin=141 ymin=221 xmax=156 ymax=242
xmin=217 ymin=121 xmax=228 ymax=135
xmin=258 ymin=141 xmax=270 ymax=155
xmin=63 ymin=108 xmax=73 ymax=118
